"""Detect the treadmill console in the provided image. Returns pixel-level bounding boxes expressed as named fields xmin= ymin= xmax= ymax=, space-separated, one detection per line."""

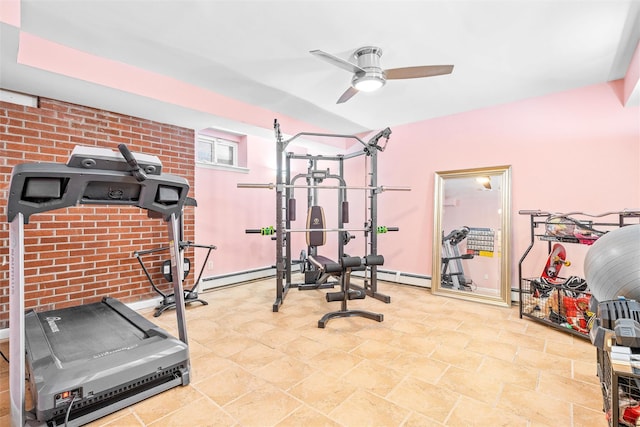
xmin=7 ymin=144 xmax=190 ymax=224
xmin=66 ymin=146 xmax=162 ymax=175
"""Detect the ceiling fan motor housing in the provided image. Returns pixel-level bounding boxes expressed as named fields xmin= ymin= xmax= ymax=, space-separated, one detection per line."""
xmin=352 ymin=46 xmax=386 ymax=90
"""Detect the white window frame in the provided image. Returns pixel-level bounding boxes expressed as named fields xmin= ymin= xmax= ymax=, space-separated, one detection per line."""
xmin=196 ymin=136 xmax=238 ymax=167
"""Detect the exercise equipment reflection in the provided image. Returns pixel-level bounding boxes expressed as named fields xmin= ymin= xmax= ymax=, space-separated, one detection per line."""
xmin=441 ymin=226 xmax=475 ymax=291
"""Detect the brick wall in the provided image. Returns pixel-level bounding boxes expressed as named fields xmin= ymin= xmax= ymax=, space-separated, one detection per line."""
xmin=0 ymin=97 xmax=195 ymax=329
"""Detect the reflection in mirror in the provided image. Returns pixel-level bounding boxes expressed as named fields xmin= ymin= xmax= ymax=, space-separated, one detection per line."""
xmin=432 ymin=166 xmax=511 ymax=307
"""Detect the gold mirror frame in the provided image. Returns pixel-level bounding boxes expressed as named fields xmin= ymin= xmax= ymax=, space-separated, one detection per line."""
xmin=432 ymin=165 xmax=512 ymax=307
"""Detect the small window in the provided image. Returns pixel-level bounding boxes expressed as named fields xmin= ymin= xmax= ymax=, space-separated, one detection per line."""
xmin=196 ymin=136 xmax=238 ymax=167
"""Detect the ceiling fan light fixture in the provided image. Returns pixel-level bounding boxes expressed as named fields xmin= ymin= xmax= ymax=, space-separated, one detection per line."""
xmin=476 ymin=176 xmax=492 ymax=190
xmin=352 ymin=74 xmax=385 ymax=92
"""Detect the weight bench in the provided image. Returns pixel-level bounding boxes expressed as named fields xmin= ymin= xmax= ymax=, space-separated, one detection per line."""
xmin=299 ymin=205 xmax=341 ymax=290
xmin=318 ymin=254 xmax=385 ymax=328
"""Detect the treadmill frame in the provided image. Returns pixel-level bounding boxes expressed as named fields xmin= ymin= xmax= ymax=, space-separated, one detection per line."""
xmin=8 ymin=145 xmax=192 ymax=426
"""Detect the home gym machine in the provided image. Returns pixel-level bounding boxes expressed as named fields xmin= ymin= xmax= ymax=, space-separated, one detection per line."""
xmin=239 ymin=119 xmax=409 ymax=324
xmin=8 ymin=145 xmax=192 ymax=426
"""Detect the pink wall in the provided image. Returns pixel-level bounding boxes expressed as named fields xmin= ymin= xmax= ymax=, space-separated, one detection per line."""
xmin=367 ymin=80 xmax=639 ymax=286
xmin=194 ymin=135 xmax=277 ymax=276
xmin=195 ymin=80 xmax=639 ymax=287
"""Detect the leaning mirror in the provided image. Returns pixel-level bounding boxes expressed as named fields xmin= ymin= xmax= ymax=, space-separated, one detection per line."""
xmin=432 ymin=165 xmax=511 ymax=307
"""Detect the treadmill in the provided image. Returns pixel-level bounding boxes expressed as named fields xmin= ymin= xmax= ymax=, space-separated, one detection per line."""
xmin=8 ymin=144 xmax=193 ymax=426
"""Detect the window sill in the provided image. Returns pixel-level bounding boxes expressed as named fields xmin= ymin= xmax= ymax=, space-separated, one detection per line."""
xmin=196 ymin=162 xmax=249 ymax=174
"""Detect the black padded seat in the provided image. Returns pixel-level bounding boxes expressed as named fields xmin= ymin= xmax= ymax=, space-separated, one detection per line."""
xmin=307 ymin=254 xmax=341 ymax=273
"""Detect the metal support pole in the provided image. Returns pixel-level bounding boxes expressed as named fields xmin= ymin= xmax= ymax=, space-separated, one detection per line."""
xmin=338 ymin=156 xmax=345 ymax=259
xmin=285 ymin=153 xmax=292 ymax=288
xmin=274 ymin=121 xmax=286 ymax=311
xmin=9 ymin=213 xmax=26 ymax=426
xmin=368 ymin=144 xmax=390 ymax=303
xmin=167 ymin=213 xmax=189 ymax=346
xmin=307 ymin=159 xmax=316 ymax=260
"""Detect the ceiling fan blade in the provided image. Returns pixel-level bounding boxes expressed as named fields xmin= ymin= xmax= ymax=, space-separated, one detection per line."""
xmin=310 ymin=49 xmax=366 ymax=74
xmin=337 ymin=87 xmax=359 ymax=104
xmin=385 ymin=65 xmax=454 ymax=80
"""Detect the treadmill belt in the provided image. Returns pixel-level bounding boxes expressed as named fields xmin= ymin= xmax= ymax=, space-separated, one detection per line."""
xmin=37 ymin=301 xmax=147 ymax=363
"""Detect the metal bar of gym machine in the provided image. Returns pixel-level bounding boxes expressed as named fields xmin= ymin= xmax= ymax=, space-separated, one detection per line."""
xmin=237 ymin=183 xmax=410 ymax=192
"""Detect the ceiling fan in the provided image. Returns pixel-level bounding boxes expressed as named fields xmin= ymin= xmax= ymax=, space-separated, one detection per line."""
xmin=310 ymin=46 xmax=454 ymax=104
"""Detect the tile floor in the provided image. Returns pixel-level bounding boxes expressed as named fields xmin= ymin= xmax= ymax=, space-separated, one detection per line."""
xmin=0 ymin=278 xmax=608 ymax=426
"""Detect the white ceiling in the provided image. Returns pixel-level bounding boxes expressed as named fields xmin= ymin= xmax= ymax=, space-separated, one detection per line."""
xmin=1 ymin=0 xmax=639 ymax=137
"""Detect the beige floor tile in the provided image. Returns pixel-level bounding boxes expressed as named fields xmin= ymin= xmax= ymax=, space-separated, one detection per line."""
xmin=499 ymin=328 xmax=546 ymax=352
xmin=307 ymin=347 xmax=364 ymax=377
xmin=329 ymin=389 xmax=410 ymax=426
xmin=497 ymin=383 xmax=572 ymax=426
xmin=200 ymin=333 xmax=260 ymax=358
xmin=514 ymin=346 xmax=573 ymax=378
xmin=426 ymin=328 xmax=473 ymax=349
xmin=130 ymin=382 xmax=205 ymax=425
xmin=254 ymin=354 xmax=317 ymax=390
xmin=190 ymin=351 xmax=239 ymax=380
xmin=537 ymin=371 xmax=604 ymax=409
xmin=350 ymin=338 xmax=406 ymax=364
xmin=437 ymin=365 xmax=503 ymax=405
xmin=388 ymin=334 xmax=439 ymax=356
xmin=386 ymin=376 xmax=458 ymax=423
xmin=92 ymin=412 xmax=144 ymax=426
xmin=309 ymin=325 xmax=370 ymax=352
xmin=275 ymin=404 xmax=342 ymax=427
xmin=573 ymin=359 xmax=600 ymax=386
xmin=402 ymin=411 xmax=445 ymax=426
xmin=478 ymin=355 xmax=539 ymax=390
xmin=181 ymin=317 xmax=225 ymax=343
xmin=0 ymin=389 xmax=8 ymax=418
xmin=84 ymin=408 xmax=139 ymax=427
xmin=572 ymin=403 xmax=608 ymax=427
xmin=455 ymin=317 xmax=506 ymax=340
xmin=147 ymin=396 xmax=237 ymax=426
xmin=387 ymin=351 xmax=450 ymax=384
xmin=254 ymin=324 xmax=306 ymax=349
xmin=545 ymin=337 xmax=595 ymax=363
xmin=429 ymin=342 xmax=485 ymax=372
xmin=339 ymin=359 xmax=406 ymax=397
xmin=387 ymin=318 xmax=434 ymax=335
xmin=227 ymin=341 xmax=288 ymax=372
xmin=222 ymin=382 xmax=301 ymax=426
xmin=446 ymin=395 xmax=529 ymax=427
xmin=193 ymin=364 xmax=268 ymax=406
xmin=276 ymin=335 xmax=329 ymax=360
xmin=524 ymin=321 xmax=576 ymax=344
xmin=287 ymin=371 xmax=357 ymax=414
xmin=354 ymin=323 xmax=407 ymax=342
xmin=466 ymin=336 xmax=520 ymax=362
